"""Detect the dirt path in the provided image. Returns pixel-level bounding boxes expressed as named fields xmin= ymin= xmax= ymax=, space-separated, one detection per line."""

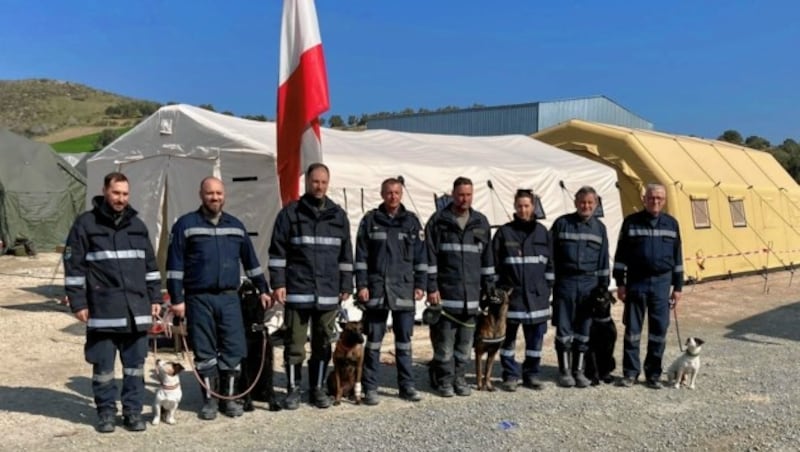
xmin=0 ymin=253 xmax=798 ymax=451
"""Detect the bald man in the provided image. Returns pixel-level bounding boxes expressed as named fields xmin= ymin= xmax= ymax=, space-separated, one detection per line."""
xmin=167 ymin=177 xmax=271 ymax=420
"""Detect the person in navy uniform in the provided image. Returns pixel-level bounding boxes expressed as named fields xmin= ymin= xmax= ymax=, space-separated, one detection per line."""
xmin=167 ymin=176 xmax=271 ymax=419
xmin=493 ymin=189 xmax=554 ymax=391
xmin=613 ymin=183 xmax=683 ymax=389
xmin=425 ymin=176 xmax=495 ymax=397
xmin=550 ymin=186 xmax=610 ymax=388
xmin=269 ymin=163 xmax=354 ymax=410
xmin=64 ymin=172 xmax=161 ymax=433
xmin=355 ymin=178 xmax=427 ymax=405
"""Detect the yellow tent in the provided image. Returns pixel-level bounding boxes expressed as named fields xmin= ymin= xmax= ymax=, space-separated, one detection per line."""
xmin=534 ymin=120 xmax=800 ymax=282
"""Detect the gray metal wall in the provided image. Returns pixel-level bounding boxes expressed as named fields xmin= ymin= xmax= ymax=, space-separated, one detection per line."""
xmin=537 ymin=97 xmax=653 ymax=131
xmin=367 ymin=96 xmax=652 ymax=136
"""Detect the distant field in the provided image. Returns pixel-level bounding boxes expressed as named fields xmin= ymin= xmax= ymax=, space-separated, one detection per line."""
xmin=50 ymin=127 xmax=131 ymax=153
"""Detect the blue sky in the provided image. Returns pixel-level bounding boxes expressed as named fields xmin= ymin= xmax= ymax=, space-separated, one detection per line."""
xmin=1 ymin=0 xmax=798 ymax=143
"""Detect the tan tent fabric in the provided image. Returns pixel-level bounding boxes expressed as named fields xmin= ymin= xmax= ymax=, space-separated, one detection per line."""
xmin=534 ymin=119 xmax=800 ymax=281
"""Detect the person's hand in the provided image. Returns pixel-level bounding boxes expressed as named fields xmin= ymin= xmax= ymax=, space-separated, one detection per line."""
xmin=272 ymin=287 xmax=286 ymax=305
xmin=151 ymin=303 xmax=161 ymax=318
xmin=74 ymin=308 xmax=89 ymax=323
xmin=616 ymin=286 xmax=627 ymax=302
xmin=260 ymin=293 xmax=273 ymax=310
xmin=670 ymin=290 xmax=682 ymax=309
xmin=357 ymin=288 xmax=369 ymax=304
xmin=170 ymin=303 xmax=186 ymax=318
xmin=427 ymin=290 xmax=441 ymax=305
xmin=414 ymin=288 xmax=424 ymax=301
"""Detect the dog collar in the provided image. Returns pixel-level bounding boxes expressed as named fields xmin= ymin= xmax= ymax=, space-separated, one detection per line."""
xmin=160 ymin=383 xmax=180 ymax=390
xmin=479 ymin=336 xmax=505 ymax=344
xmin=686 ymin=349 xmax=700 ymax=357
xmin=593 ymin=316 xmax=612 ymax=323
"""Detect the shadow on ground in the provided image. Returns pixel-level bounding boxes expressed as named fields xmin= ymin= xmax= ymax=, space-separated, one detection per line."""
xmin=725 ymin=300 xmax=800 ymax=344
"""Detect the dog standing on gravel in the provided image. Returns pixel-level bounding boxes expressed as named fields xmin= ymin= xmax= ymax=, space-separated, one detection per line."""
xmin=152 ymin=359 xmax=184 ymax=425
xmin=666 ymin=337 xmax=705 ymax=389
xmin=584 ymin=287 xmax=618 ymax=385
xmin=238 ymin=280 xmax=280 ymax=412
xmin=474 ymin=289 xmax=510 ymax=392
xmin=327 ymin=320 xmax=365 ymax=405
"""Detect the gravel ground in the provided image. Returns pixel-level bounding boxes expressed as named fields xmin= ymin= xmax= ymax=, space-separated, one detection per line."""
xmin=1 ymin=253 xmax=798 ymax=451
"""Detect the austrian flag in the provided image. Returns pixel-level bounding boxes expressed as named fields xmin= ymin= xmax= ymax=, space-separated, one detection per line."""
xmin=277 ymin=0 xmax=330 ymax=205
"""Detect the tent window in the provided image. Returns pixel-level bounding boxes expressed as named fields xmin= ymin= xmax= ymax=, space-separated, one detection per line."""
xmin=232 ymin=176 xmax=258 ymax=182
xmin=729 ymin=199 xmax=746 ymax=228
xmin=691 ymin=199 xmax=711 ymax=229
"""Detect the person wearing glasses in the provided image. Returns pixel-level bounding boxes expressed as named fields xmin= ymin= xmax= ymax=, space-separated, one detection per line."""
xmin=613 ymin=183 xmax=683 ymax=389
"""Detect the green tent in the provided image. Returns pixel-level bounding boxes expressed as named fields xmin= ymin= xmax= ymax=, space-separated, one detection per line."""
xmin=0 ymin=129 xmax=86 ymax=253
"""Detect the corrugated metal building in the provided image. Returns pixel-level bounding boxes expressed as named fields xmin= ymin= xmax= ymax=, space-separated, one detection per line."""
xmin=367 ymin=95 xmax=653 ymax=136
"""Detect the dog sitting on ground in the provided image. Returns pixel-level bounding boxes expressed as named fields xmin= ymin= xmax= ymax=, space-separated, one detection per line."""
xmin=584 ymin=287 xmax=618 ymax=385
xmin=327 ymin=320 xmax=365 ymax=405
xmin=666 ymin=337 xmax=705 ymax=389
xmin=238 ymin=280 xmax=280 ymax=412
xmin=474 ymin=288 xmax=511 ymax=391
xmin=152 ymin=359 xmax=184 ymax=425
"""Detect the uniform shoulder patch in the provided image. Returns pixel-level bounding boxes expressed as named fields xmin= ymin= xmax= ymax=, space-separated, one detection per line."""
xmin=63 ymin=246 xmax=72 ymax=261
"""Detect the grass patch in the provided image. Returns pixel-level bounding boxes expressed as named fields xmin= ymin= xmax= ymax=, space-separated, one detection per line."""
xmin=51 ymin=127 xmax=131 ymax=153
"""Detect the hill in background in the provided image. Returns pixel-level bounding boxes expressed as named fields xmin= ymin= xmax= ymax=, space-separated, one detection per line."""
xmin=0 ymin=79 xmax=157 ymax=143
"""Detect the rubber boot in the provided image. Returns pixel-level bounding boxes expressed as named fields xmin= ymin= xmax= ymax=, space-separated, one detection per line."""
xmin=283 ymin=364 xmax=302 ymax=410
xmin=198 ymin=375 xmax=218 ymax=420
xmin=557 ymin=351 xmax=576 ymax=388
xmin=308 ymin=359 xmax=331 ymax=409
xmin=219 ymin=371 xmax=244 ymax=417
xmin=573 ymin=351 xmax=591 ymax=388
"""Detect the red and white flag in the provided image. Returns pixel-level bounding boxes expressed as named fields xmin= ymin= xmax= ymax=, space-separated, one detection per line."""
xmin=277 ymin=0 xmax=330 ymax=205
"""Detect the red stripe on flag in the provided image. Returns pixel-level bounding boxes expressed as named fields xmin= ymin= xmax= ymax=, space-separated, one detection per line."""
xmin=277 ymin=44 xmax=329 ymax=205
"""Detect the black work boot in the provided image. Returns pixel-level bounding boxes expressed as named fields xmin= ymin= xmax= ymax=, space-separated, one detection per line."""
xmin=573 ymin=352 xmax=591 ymax=388
xmin=95 ymin=411 xmax=116 ymax=434
xmin=557 ymin=351 xmax=576 ymax=387
xmin=123 ymin=413 xmax=146 ymax=432
xmin=219 ymin=371 xmax=244 ymax=417
xmin=199 ymin=375 xmax=219 ymax=420
xmin=308 ymin=359 xmax=331 ymax=409
xmin=283 ymin=364 xmax=302 ymax=411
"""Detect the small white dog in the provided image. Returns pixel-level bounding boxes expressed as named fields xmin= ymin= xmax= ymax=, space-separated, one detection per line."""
xmin=666 ymin=337 xmax=704 ymax=390
xmin=152 ymin=359 xmax=185 ymax=425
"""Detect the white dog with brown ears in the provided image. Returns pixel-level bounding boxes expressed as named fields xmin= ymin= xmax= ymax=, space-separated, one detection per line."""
xmin=666 ymin=337 xmax=704 ymax=390
xmin=152 ymin=359 xmax=185 ymax=425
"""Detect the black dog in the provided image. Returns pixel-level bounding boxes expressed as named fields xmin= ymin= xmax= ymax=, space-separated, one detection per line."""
xmin=238 ymin=280 xmax=281 ymax=412
xmin=584 ymin=287 xmax=617 ymax=385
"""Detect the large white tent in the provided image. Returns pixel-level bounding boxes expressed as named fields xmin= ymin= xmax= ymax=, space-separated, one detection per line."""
xmin=87 ymin=105 xmax=624 ymax=299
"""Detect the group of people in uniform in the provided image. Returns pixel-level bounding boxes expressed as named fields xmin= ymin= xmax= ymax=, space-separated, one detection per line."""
xmin=64 ymin=164 xmax=682 ymax=433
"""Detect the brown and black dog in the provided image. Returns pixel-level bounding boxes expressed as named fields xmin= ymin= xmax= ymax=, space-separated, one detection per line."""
xmin=326 ymin=320 xmax=365 ymax=405
xmin=238 ymin=280 xmax=280 ymax=411
xmin=474 ymin=288 xmax=511 ymax=391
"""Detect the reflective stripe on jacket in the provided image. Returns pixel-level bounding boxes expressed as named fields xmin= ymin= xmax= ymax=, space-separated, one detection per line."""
xmin=355 ymin=204 xmax=427 ymax=311
xmin=64 ymin=196 xmax=161 ymax=333
xmin=269 ymin=194 xmax=353 ymax=311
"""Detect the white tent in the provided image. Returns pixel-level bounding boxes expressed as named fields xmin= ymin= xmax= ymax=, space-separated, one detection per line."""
xmin=86 ymin=105 xmax=282 ymax=265
xmin=87 ymin=105 xmax=623 ymax=319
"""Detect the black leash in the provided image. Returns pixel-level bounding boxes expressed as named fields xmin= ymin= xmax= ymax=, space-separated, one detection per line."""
xmin=672 ymin=305 xmax=683 ymax=352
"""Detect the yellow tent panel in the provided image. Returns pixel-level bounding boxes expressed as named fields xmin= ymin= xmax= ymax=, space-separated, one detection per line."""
xmin=534 ymin=120 xmax=800 ymax=281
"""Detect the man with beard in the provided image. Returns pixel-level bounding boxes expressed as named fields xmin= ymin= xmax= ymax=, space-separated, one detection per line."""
xmin=425 ymin=177 xmax=495 ymax=397
xmin=64 ymin=172 xmax=162 ymax=433
xmin=167 ymin=177 xmax=271 ymax=420
xmin=269 ymin=163 xmax=353 ymax=410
